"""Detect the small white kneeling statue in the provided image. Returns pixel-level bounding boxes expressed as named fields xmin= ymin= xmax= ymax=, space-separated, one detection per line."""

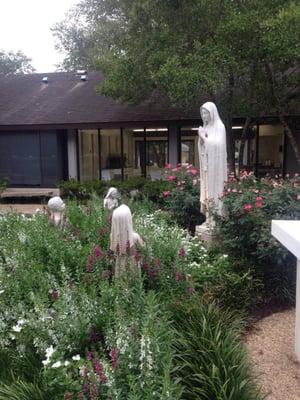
xmin=47 ymin=196 xmax=66 ymax=227
xmin=110 ymin=204 xmax=144 ymax=278
xmin=104 ymin=187 xmax=119 ymax=210
xmin=198 ymin=102 xmax=228 ymax=228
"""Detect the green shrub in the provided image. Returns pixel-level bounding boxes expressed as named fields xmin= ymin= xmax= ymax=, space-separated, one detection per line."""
xmin=59 ymin=176 xmax=171 ymax=205
xmin=215 ymin=172 xmax=300 ymax=303
xmin=160 ymin=164 xmax=204 ymax=231
xmin=171 ymin=300 xmax=261 ymax=400
xmin=59 ymin=179 xmax=108 ymax=200
xmin=142 ymin=179 xmax=172 ymax=204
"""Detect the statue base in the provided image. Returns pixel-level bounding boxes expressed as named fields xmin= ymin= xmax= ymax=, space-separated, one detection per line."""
xmin=195 ymin=224 xmax=218 ymax=247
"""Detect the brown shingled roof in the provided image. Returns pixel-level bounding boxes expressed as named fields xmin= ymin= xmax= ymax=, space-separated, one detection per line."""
xmin=0 ymin=71 xmax=200 ymax=128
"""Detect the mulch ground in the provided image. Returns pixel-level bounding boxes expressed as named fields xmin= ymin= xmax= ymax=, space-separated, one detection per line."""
xmin=245 ymin=308 xmax=300 ymax=400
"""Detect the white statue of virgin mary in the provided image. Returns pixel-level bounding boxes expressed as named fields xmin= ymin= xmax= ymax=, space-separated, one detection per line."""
xmin=198 ymin=102 xmax=227 ymax=224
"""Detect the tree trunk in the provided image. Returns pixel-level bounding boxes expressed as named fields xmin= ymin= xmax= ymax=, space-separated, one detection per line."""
xmin=225 ymin=70 xmax=236 ymax=175
xmin=278 ymin=115 xmax=300 ymax=170
xmin=238 ymin=116 xmax=252 ymax=175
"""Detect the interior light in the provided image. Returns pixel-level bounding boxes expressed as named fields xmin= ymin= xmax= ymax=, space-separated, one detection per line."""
xmin=133 ymin=128 xmax=168 ymax=132
xmin=232 ymin=126 xmax=243 ymax=129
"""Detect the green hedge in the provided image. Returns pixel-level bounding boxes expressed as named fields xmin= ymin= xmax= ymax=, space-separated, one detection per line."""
xmin=59 ymin=177 xmax=171 ymax=203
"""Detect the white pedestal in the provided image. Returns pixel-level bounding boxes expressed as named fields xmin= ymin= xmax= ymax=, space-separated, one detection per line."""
xmin=195 ymin=224 xmax=218 ymax=247
xmin=271 ymin=220 xmax=300 ymax=360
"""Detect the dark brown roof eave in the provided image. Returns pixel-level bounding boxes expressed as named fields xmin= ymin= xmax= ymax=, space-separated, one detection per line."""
xmin=0 ymin=118 xmax=204 ymax=131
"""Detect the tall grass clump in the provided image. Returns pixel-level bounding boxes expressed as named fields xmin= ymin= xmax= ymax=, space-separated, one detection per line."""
xmin=171 ymin=300 xmax=261 ymax=400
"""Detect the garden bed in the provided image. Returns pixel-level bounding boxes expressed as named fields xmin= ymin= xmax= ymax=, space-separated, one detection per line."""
xmin=0 ymin=197 xmax=261 ymax=399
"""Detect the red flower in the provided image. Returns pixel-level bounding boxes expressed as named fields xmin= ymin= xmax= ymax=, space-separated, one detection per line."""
xmin=126 ymin=240 xmax=131 ymax=255
xmin=165 ymin=163 xmax=172 ymax=169
xmin=110 ymin=347 xmax=120 ymax=370
xmin=86 ymin=350 xmax=94 ymax=361
xmin=143 ymin=262 xmax=150 ymax=270
xmin=189 ymin=168 xmax=198 ymax=176
xmin=188 ymin=287 xmax=196 ymax=295
xmin=176 ymin=271 xmax=184 ymax=281
xmin=179 ymin=247 xmax=186 ymax=258
xmin=156 ymin=259 xmax=161 ymax=268
xmin=99 ymin=227 xmax=107 ymax=236
xmin=94 ymin=245 xmax=102 ymax=258
xmin=86 ymin=255 xmax=94 ymax=272
xmin=256 ymin=196 xmax=263 ymax=202
xmin=243 ymin=204 xmax=253 ymax=212
xmin=256 ymin=202 xmax=263 ymax=208
xmin=163 ymin=190 xmax=171 ymax=198
xmin=134 ymin=253 xmax=142 ymax=263
xmin=50 ymin=289 xmax=59 ymax=302
xmin=167 ymin=175 xmax=176 ymax=181
xmin=93 ymin=358 xmax=107 ymax=383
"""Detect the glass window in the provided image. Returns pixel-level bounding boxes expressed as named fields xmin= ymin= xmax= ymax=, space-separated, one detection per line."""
xmin=257 ymin=124 xmax=284 ymax=176
xmin=78 ymin=130 xmax=99 ymax=181
xmin=145 ymin=128 xmax=168 ymax=179
xmin=123 ymin=128 xmax=142 ymax=179
xmin=180 ymin=127 xmax=198 ymax=168
xmin=124 ymin=128 xmax=168 ymax=179
xmin=100 ymin=129 xmax=121 ymax=181
xmin=181 ymin=140 xmax=194 ymax=165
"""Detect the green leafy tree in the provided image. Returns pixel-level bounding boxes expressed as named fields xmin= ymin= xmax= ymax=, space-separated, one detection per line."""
xmin=53 ymin=0 xmax=300 ymax=171
xmin=0 ymin=50 xmax=35 ymax=74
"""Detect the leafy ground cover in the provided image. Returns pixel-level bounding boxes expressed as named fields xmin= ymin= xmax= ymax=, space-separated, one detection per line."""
xmin=0 ymin=196 xmax=261 ymax=399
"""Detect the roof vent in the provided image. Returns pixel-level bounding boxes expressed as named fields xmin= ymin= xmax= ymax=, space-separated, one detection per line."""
xmin=42 ymin=76 xmax=48 ymax=83
xmin=80 ymin=74 xmax=87 ymax=81
xmin=76 ymin=69 xmax=87 ymax=75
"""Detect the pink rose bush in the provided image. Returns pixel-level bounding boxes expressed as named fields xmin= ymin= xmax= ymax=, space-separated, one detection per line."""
xmin=160 ymin=163 xmax=204 ymax=231
xmin=216 ymin=171 xmax=300 ymax=274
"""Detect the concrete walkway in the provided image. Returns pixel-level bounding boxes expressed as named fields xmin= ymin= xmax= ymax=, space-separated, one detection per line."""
xmin=0 ymin=204 xmax=46 ymax=215
xmin=1 ymin=188 xmax=59 ymax=198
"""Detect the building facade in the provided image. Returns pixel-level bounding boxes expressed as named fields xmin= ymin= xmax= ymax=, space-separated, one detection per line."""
xmin=0 ymin=71 xmax=299 ymax=187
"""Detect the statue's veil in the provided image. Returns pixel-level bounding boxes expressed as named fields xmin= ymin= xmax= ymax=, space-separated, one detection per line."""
xmin=110 ymin=204 xmax=134 ymax=254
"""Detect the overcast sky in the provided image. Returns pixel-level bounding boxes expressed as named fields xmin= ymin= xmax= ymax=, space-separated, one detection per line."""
xmin=0 ymin=0 xmax=80 ymax=72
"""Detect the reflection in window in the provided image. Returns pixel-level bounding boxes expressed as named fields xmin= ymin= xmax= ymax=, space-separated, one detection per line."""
xmin=100 ymin=129 xmax=122 ymax=180
xmin=181 ymin=140 xmax=194 ymax=165
xmin=257 ymin=124 xmax=284 ymax=176
xmin=78 ymin=130 xmax=99 ymax=181
xmin=180 ymin=127 xmax=198 ymax=167
xmin=147 ymin=141 xmax=168 ymax=167
xmin=135 ymin=141 xmax=168 ymax=167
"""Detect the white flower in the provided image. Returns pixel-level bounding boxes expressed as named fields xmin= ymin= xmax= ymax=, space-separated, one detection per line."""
xmin=52 ymin=361 xmax=62 ymax=368
xmin=42 ymin=346 xmax=56 ymax=366
xmin=45 ymin=345 xmax=55 ymax=359
xmin=0 ymin=290 xmax=4 ymax=294
xmin=12 ymin=325 xmax=22 ymax=332
xmin=72 ymin=354 xmax=80 ymax=361
xmin=18 ymin=233 xmax=27 ymax=243
xmin=64 ymin=361 xmax=70 ymax=366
